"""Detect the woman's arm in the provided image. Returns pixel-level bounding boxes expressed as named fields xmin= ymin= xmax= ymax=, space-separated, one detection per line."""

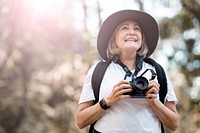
xmin=146 ymin=80 xmax=179 ymax=131
xmin=148 ymin=99 xmax=179 ymax=131
xmin=75 ymin=100 xmax=105 ymax=129
xmin=75 ymin=80 xmax=132 ymax=129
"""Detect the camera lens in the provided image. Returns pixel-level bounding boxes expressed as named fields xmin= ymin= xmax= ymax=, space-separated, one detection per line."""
xmin=137 ymin=81 xmax=145 ymax=88
xmin=134 ymin=77 xmax=148 ymax=90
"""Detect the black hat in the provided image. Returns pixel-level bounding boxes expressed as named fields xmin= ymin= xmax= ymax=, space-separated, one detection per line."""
xmin=97 ymin=10 xmax=159 ymax=61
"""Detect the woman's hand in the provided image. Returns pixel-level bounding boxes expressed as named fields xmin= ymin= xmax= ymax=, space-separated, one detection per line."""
xmin=146 ymin=79 xmax=160 ymax=102
xmin=76 ymin=80 xmax=132 ymax=129
xmin=105 ymin=80 xmax=132 ymax=106
xmin=146 ymin=79 xmax=179 ymax=131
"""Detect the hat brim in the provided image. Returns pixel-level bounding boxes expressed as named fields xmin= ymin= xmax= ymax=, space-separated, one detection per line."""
xmin=97 ymin=10 xmax=159 ymax=61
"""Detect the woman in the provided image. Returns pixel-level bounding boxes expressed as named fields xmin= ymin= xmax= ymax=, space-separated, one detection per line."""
xmin=75 ymin=10 xmax=179 ymax=133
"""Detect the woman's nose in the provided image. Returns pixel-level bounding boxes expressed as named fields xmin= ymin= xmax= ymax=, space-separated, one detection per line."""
xmin=128 ymin=29 xmax=136 ymax=35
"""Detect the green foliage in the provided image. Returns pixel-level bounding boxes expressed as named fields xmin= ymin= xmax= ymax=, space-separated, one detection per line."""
xmin=0 ymin=0 xmax=92 ymax=133
xmin=159 ymin=0 xmax=200 ymax=132
xmin=0 ymin=0 xmax=199 ymax=133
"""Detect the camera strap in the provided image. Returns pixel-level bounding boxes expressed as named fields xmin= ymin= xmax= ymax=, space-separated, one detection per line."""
xmin=140 ymin=69 xmax=157 ymax=80
xmin=116 ymin=58 xmax=156 ymax=81
xmin=115 ymin=58 xmax=143 ymax=80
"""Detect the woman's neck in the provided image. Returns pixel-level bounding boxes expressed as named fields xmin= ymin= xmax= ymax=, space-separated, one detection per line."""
xmin=120 ymin=57 xmax=136 ymax=70
xmin=119 ymin=51 xmax=138 ymax=70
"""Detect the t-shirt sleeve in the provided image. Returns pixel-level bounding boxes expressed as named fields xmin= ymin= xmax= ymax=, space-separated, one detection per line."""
xmin=78 ymin=64 xmax=96 ymax=104
xmin=165 ymin=74 xmax=178 ymax=105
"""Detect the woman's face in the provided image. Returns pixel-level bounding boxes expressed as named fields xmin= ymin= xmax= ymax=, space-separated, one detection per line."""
xmin=114 ymin=20 xmax=142 ymax=54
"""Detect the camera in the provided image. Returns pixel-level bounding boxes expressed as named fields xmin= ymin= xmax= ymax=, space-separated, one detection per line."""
xmin=124 ymin=69 xmax=156 ymax=98
xmin=124 ymin=77 xmax=149 ymax=98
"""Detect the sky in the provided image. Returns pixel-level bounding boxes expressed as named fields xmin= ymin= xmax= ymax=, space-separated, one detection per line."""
xmin=19 ymin=0 xmax=181 ymax=34
xmin=72 ymin=0 xmax=181 ymax=34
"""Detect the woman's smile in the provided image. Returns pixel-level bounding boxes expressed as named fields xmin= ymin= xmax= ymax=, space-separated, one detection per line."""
xmin=124 ymin=37 xmax=138 ymax=43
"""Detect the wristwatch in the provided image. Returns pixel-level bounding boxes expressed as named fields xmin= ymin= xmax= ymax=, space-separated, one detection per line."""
xmin=99 ymin=98 xmax=110 ymax=110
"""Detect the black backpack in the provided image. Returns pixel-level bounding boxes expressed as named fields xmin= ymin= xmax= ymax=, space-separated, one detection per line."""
xmin=89 ymin=58 xmax=167 ymax=133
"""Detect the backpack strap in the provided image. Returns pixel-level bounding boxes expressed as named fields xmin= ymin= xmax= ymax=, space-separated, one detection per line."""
xmin=91 ymin=61 xmax=111 ymax=104
xmin=90 ymin=59 xmax=167 ymax=133
xmin=92 ymin=58 xmax=167 ymax=103
xmin=143 ymin=58 xmax=167 ymax=103
xmin=144 ymin=58 xmax=167 ymax=133
xmin=89 ymin=61 xmax=111 ymax=133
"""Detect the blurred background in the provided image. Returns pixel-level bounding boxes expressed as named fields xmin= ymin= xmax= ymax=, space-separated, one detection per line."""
xmin=0 ymin=0 xmax=199 ymax=133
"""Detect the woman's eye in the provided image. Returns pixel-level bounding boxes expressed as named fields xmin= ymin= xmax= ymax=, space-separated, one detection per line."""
xmin=121 ymin=26 xmax=129 ymax=30
xmin=134 ymin=27 xmax=141 ymax=31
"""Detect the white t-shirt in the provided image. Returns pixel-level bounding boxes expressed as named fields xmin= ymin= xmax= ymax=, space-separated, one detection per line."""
xmin=79 ymin=61 xmax=178 ymax=133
